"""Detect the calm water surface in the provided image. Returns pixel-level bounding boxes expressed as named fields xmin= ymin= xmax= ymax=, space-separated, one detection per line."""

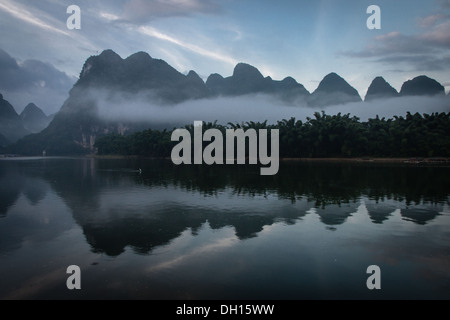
xmin=0 ymin=158 xmax=449 ymax=299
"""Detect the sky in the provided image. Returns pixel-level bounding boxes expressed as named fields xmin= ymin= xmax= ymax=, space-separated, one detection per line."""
xmin=0 ymin=0 xmax=449 ymax=114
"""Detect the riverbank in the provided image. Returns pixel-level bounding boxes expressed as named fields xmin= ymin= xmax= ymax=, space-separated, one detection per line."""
xmin=280 ymin=157 xmax=450 ymax=164
xmin=90 ymin=155 xmax=450 ymax=164
xmin=3 ymin=153 xmax=449 ymax=165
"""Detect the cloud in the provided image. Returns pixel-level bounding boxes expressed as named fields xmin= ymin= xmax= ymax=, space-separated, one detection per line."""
xmin=419 ymin=20 xmax=450 ymax=47
xmin=0 ymin=49 xmax=76 ymax=114
xmin=121 ymin=0 xmax=221 ymax=23
xmin=374 ymin=54 xmax=450 ymax=72
xmin=340 ymin=2 xmax=450 ymax=74
xmin=438 ymin=0 xmax=450 ymax=9
xmin=418 ymin=14 xmax=447 ymax=28
xmin=100 ymin=11 xmax=121 ymax=22
xmin=0 ymin=0 xmax=68 ymax=36
xmin=343 ymin=32 xmax=433 ymax=58
xmin=137 ymin=26 xmax=237 ymax=66
xmin=85 ymin=88 xmax=450 ymax=128
xmin=342 ymin=27 xmax=450 ymax=59
xmin=341 ymin=24 xmax=450 ymax=72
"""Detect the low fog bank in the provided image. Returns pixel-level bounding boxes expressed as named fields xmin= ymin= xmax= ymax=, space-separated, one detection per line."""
xmin=92 ymin=90 xmax=450 ymax=128
xmin=326 ymin=96 xmax=449 ymax=121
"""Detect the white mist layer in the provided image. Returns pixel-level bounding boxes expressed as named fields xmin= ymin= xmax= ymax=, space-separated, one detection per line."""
xmin=92 ymin=90 xmax=450 ymax=126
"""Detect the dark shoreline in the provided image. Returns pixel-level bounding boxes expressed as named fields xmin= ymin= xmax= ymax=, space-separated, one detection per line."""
xmin=280 ymin=157 xmax=450 ymax=163
xmin=90 ymin=155 xmax=450 ymax=165
xmin=2 ymin=154 xmax=449 ymax=165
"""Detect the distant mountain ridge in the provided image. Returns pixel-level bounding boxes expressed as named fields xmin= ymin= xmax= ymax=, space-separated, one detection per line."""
xmin=4 ymin=49 xmax=448 ymax=155
xmin=206 ymin=63 xmax=309 ymax=102
xmin=0 ymin=93 xmax=30 ymax=144
xmin=0 ymin=132 xmax=9 ymax=148
xmin=74 ymin=50 xmax=448 ymax=106
xmin=0 ymin=94 xmax=53 ymax=145
xmin=76 ymin=50 xmax=210 ymax=103
xmin=20 ymin=103 xmax=52 ymax=133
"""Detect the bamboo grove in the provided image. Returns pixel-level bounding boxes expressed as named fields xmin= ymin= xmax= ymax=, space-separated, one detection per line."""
xmin=95 ymin=112 xmax=450 ymax=158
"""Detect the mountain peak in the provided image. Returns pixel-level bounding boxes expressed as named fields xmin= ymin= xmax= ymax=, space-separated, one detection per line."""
xmin=281 ymin=77 xmax=297 ymax=85
xmin=206 ymin=73 xmax=224 ymax=81
xmin=319 ymin=73 xmax=347 ymax=88
xmin=79 ymin=50 xmax=123 ymax=80
xmin=233 ymin=63 xmax=264 ymax=79
xmin=318 ymin=72 xmax=348 ymax=87
xmin=205 ymin=73 xmax=225 ymax=95
xmin=0 ymin=94 xmax=18 ymax=119
xmin=365 ymin=76 xmax=398 ymax=101
xmin=0 ymin=95 xmax=30 ymax=142
xmin=20 ymin=103 xmax=50 ymax=133
xmin=187 ymin=70 xmax=201 ymax=80
xmin=98 ymin=49 xmax=122 ymax=62
xmin=309 ymin=73 xmax=361 ymax=106
xmin=400 ymin=75 xmax=445 ymax=96
xmin=372 ymin=76 xmax=388 ymax=85
xmin=125 ymin=51 xmax=153 ymax=63
xmin=187 ymin=70 xmax=206 ymax=86
xmin=323 ymin=72 xmax=340 ymax=80
xmin=279 ymin=77 xmax=304 ymax=90
xmin=315 ymin=73 xmax=360 ymax=96
xmin=21 ymin=103 xmax=47 ymax=118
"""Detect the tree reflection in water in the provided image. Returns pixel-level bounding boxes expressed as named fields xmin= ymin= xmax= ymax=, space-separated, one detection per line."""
xmin=0 ymin=158 xmax=448 ymax=257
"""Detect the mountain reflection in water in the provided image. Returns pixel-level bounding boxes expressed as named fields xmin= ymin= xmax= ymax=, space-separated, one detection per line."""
xmin=0 ymin=158 xmax=449 ymax=299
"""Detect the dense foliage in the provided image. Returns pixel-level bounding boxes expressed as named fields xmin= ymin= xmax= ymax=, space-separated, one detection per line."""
xmin=95 ymin=112 xmax=450 ymax=158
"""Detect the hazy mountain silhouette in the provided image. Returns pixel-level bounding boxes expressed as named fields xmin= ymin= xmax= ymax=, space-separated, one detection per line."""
xmin=77 ymin=50 xmax=209 ymax=103
xmin=8 ymin=50 xmax=213 ymax=154
xmin=308 ymin=73 xmax=362 ymax=107
xmin=4 ymin=49 xmax=448 ymax=154
xmin=400 ymin=76 xmax=445 ymax=96
xmin=20 ymin=103 xmax=51 ymax=133
xmin=272 ymin=76 xmax=310 ymax=101
xmin=0 ymin=133 xmax=8 ymax=148
xmin=206 ymin=63 xmax=269 ymax=96
xmin=0 ymin=93 xmax=30 ymax=143
xmin=365 ymin=76 xmax=398 ymax=101
xmin=206 ymin=63 xmax=309 ymax=102
xmin=186 ymin=70 xmax=211 ymax=98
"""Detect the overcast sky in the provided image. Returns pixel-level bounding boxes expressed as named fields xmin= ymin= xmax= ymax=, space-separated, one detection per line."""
xmin=0 ymin=0 xmax=449 ymax=114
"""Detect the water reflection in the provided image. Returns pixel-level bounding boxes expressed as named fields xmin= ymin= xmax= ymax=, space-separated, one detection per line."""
xmin=0 ymin=167 xmax=23 ymax=218
xmin=1 ymin=158 xmax=450 ymax=300
xmin=365 ymin=200 xmax=396 ymax=224
xmin=0 ymin=164 xmax=72 ymax=254
xmin=315 ymin=203 xmax=357 ymax=226
xmin=0 ymin=158 xmax=448 ymax=258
